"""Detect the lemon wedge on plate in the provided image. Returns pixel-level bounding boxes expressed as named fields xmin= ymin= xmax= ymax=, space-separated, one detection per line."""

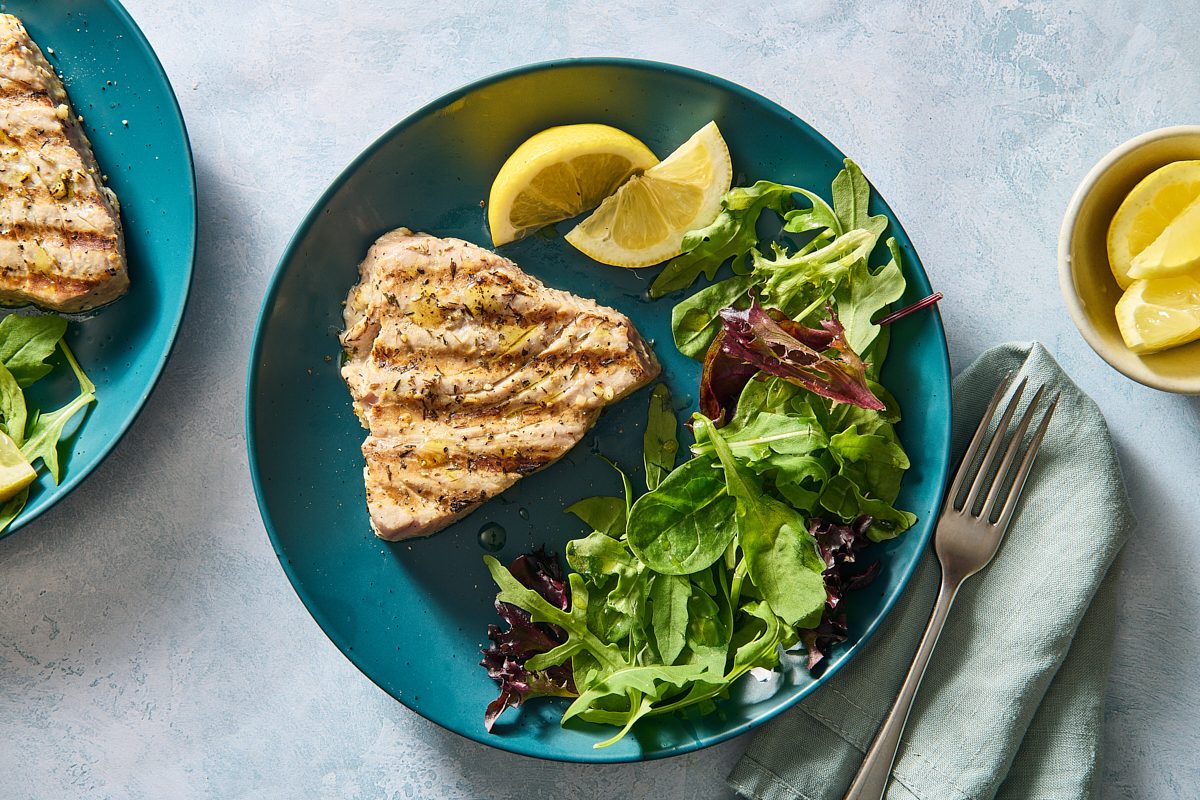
xmin=0 ymin=430 xmax=35 ymax=502
xmin=1127 ymin=194 xmax=1200 ymax=280
xmin=565 ymin=121 xmax=733 ymax=268
xmin=1107 ymin=160 xmax=1200 ymax=288
xmin=1115 ymin=274 xmax=1200 ymax=354
xmin=488 ymin=124 xmax=659 ymax=246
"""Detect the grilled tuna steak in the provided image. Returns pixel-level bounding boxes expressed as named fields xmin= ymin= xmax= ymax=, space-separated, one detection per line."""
xmin=0 ymin=15 xmax=127 ymax=312
xmin=341 ymin=229 xmax=660 ymax=540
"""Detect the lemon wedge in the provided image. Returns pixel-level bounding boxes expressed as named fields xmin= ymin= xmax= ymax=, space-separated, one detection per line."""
xmin=1128 ymin=194 xmax=1200 ymax=280
xmin=565 ymin=121 xmax=732 ymax=268
xmin=0 ymin=429 xmax=35 ymax=502
xmin=1107 ymin=160 xmax=1200 ymax=288
xmin=1115 ymin=274 xmax=1200 ymax=354
xmin=487 ymin=124 xmax=659 ymax=246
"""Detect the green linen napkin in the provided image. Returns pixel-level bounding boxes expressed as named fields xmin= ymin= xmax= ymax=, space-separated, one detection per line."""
xmin=728 ymin=342 xmax=1133 ymax=800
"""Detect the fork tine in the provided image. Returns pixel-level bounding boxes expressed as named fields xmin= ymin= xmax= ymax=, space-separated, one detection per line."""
xmin=980 ymin=384 xmax=1047 ymax=522
xmin=993 ymin=392 xmax=1060 ymax=531
xmin=946 ymin=373 xmax=1013 ymax=508
xmin=960 ymin=377 xmax=1028 ymax=514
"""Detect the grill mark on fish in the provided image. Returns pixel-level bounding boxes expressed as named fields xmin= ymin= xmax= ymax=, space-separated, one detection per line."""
xmin=0 ymin=222 xmax=118 ymax=249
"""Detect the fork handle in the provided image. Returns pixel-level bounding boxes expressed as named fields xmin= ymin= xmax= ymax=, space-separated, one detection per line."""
xmin=841 ymin=574 xmax=962 ymax=800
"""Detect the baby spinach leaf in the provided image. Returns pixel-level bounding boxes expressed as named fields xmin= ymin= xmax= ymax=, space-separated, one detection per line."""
xmin=818 ymin=474 xmax=917 ymax=539
xmin=643 ymin=384 xmax=679 ymax=492
xmin=627 ymin=457 xmax=738 ymax=576
xmin=677 ymin=584 xmax=729 ymax=676
xmin=649 ymin=573 xmax=690 ymax=665
xmin=566 ymin=496 xmax=627 ymax=538
xmin=670 ymin=274 xmax=755 ymax=360
xmin=0 ymin=315 xmax=68 ymax=387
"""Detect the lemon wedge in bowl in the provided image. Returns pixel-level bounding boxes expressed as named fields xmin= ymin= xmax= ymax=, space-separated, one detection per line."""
xmin=1115 ymin=274 xmax=1200 ymax=354
xmin=488 ymin=124 xmax=659 ymax=246
xmin=565 ymin=121 xmax=733 ymax=268
xmin=1127 ymin=194 xmax=1200 ymax=280
xmin=1107 ymin=160 xmax=1200 ymax=288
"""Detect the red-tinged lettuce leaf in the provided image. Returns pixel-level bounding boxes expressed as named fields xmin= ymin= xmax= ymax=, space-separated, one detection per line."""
xmin=797 ymin=515 xmax=881 ymax=670
xmin=798 ymin=615 xmax=849 ymax=671
xmin=698 ymin=328 xmax=759 ymax=424
xmin=719 ymin=299 xmax=885 ymax=411
xmin=481 ymin=548 xmax=577 ymax=730
xmin=810 ymin=515 xmax=879 ymax=611
xmin=700 ymin=298 xmax=885 ymax=423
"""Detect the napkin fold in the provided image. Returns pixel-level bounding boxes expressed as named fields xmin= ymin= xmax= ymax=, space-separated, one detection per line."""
xmin=728 ymin=342 xmax=1133 ymax=800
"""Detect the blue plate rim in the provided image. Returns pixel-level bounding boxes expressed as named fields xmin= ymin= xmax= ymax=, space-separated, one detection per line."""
xmin=4 ymin=0 xmax=198 ymax=538
xmin=245 ymin=56 xmax=951 ymax=763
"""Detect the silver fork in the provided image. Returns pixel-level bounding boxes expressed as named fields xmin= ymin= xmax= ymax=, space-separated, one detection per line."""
xmin=842 ymin=375 xmax=1059 ymax=800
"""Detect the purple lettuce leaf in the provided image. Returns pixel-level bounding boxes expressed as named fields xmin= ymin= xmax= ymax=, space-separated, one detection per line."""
xmin=480 ymin=548 xmax=577 ymax=731
xmin=704 ymin=298 xmax=885 ymax=417
xmin=797 ymin=515 xmax=881 ymax=670
xmin=698 ymin=329 xmax=760 ymax=425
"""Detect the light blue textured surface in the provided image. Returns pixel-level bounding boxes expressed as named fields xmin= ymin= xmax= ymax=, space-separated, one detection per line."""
xmin=1 ymin=1 xmax=1197 ymax=798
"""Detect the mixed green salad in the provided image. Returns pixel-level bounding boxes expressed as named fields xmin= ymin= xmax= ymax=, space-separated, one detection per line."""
xmin=0 ymin=315 xmax=96 ymax=536
xmin=481 ymin=160 xmax=937 ymax=746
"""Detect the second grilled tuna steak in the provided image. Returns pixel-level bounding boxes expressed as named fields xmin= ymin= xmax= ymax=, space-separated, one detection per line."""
xmin=0 ymin=15 xmax=128 ymax=312
xmin=341 ymin=229 xmax=660 ymax=540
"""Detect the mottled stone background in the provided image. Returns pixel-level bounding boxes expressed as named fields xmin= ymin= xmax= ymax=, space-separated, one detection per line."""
xmin=1 ymin=1 xmax=1197 ymax=798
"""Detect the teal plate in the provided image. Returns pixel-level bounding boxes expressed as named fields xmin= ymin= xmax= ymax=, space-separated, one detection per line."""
xmin=247 ymin=59 xmax=950 ymax=763
xmin=0 ymin=1 xmax=195 ymax=540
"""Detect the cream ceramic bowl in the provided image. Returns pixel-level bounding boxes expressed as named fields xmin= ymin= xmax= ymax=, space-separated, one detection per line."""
xmin=1058 ymin=125 xmax=1200 ymax=394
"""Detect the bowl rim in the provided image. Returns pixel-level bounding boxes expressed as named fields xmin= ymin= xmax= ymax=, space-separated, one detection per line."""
xmin=1057 ymin=124 xmax=1200 ymax=395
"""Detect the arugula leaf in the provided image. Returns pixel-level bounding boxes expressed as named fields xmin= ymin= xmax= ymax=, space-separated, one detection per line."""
xmin=782 ymin=188 xmax=842 ymax=236
xmin=692 ymin=411 xmax=827 ymax=464
xmin=648 ymin=182 xmax=800 ymax=298
xmin=831 ymin=158 xmax=888 ymax=239
xmin=643 ymin=384 xmax=679 ymax=492
xmin=697 ymin=415 xmax=826 ymax=628
xmin=833 ymin=238 xmax=907 ymax=355
xmin=627 ymin=457 xmax=738 ymax=575
xmin=0 ymin=315 xmax=68 ymax=388
xmin=481 ymin=549 xmax=577 ymax=731
xmin=20 ymin=342 xmax=95 ymax=483
xmin=485 ymin=556 xmax=623 ymax=671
